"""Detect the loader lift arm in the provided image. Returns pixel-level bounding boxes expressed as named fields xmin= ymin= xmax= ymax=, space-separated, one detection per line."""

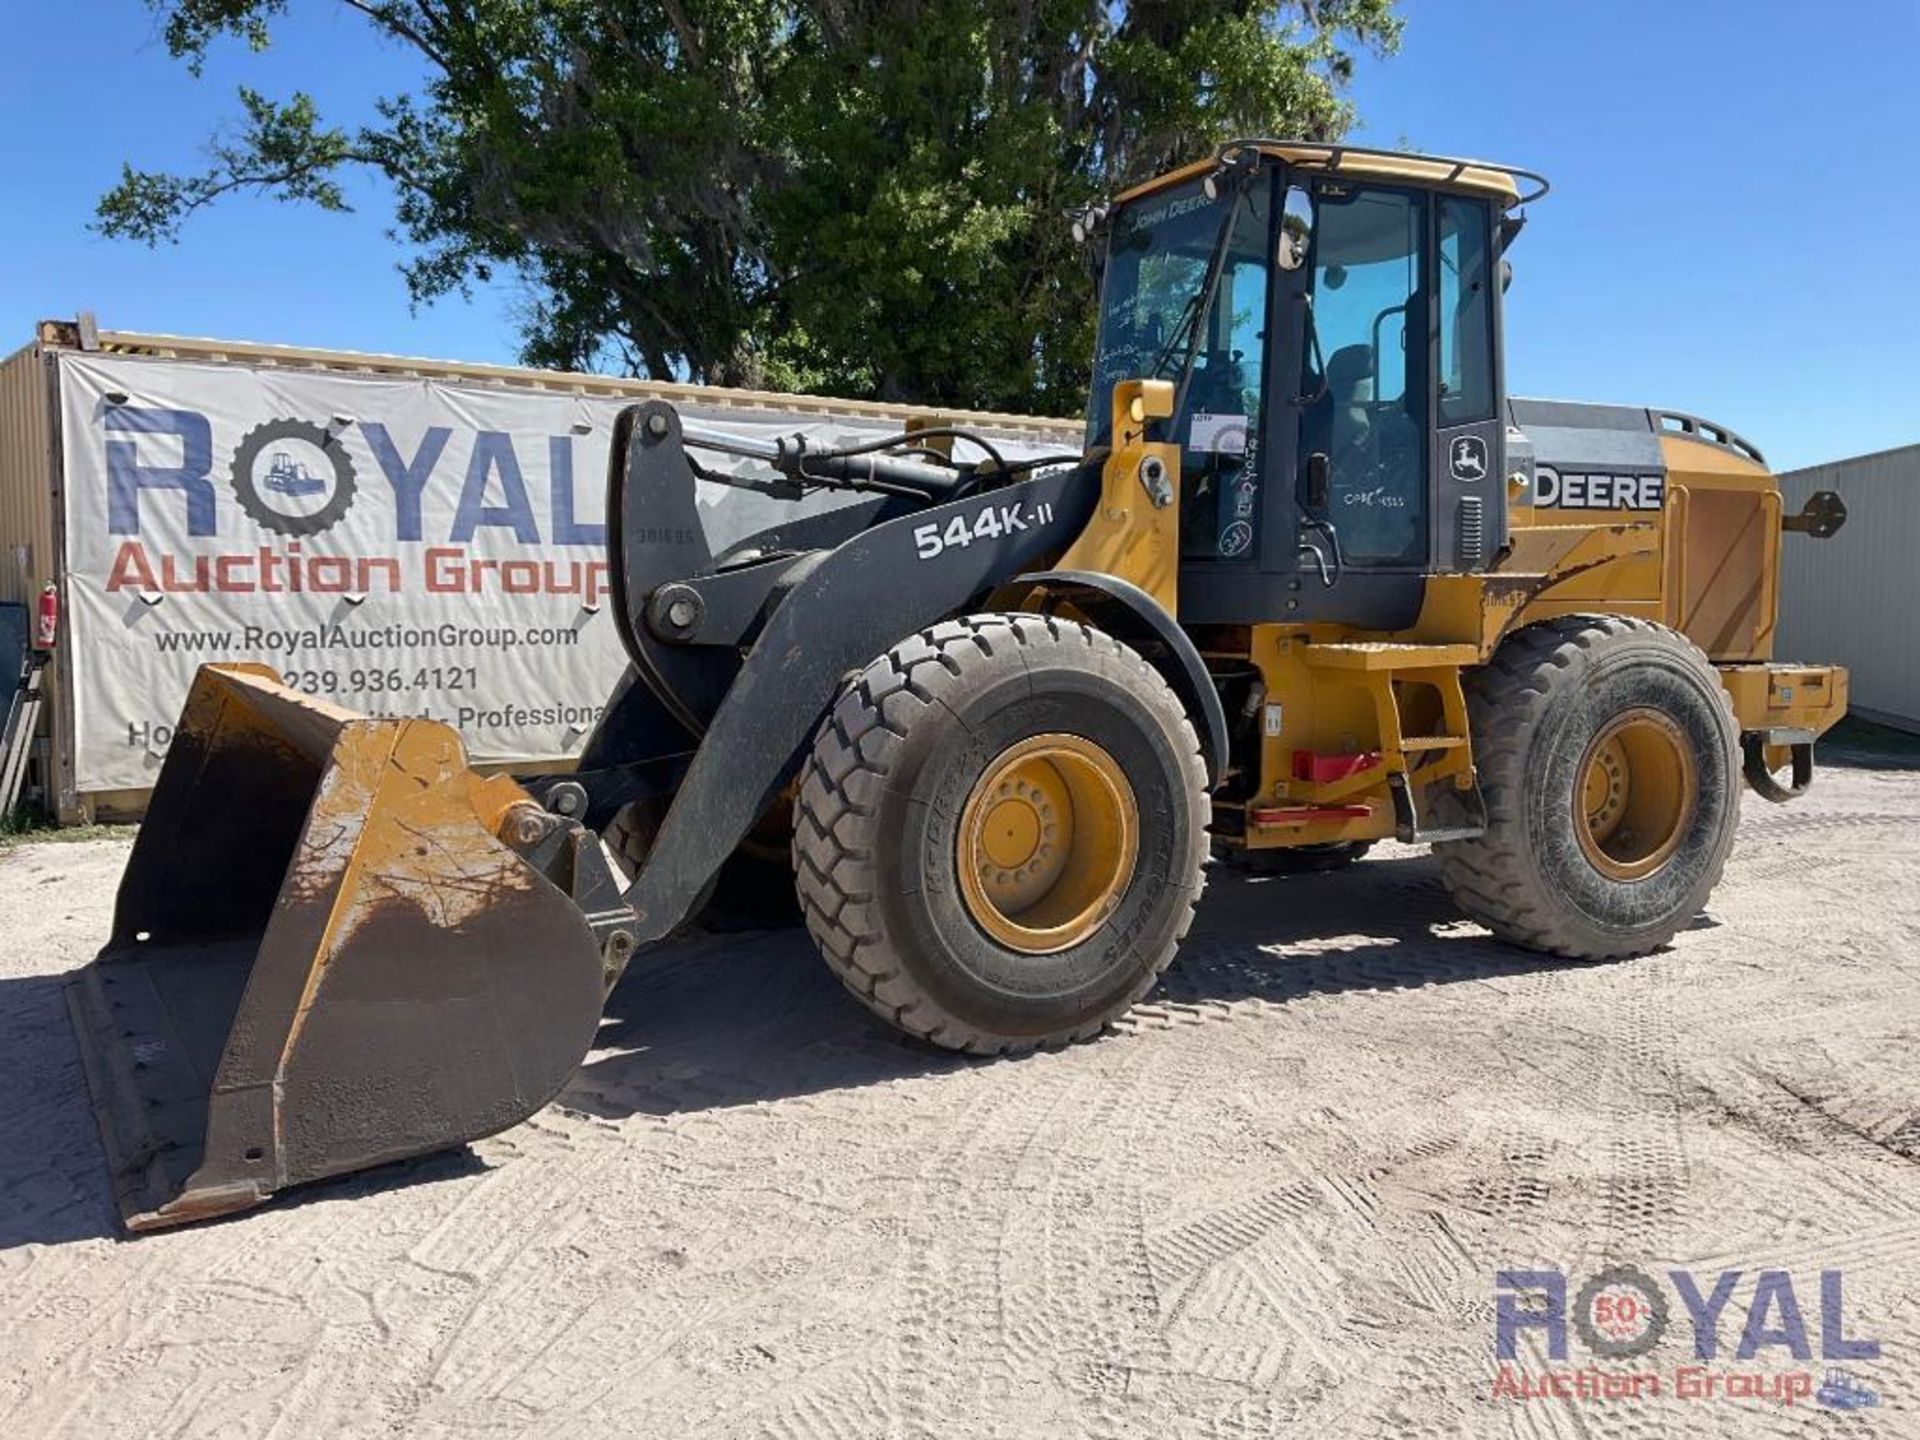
xmin=602 ymin=402 xmax=1102 ymax=944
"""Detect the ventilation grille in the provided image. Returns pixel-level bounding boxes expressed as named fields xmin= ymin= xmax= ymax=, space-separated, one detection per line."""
xmin=1457 ymin=497 xmax=1485 ymax=568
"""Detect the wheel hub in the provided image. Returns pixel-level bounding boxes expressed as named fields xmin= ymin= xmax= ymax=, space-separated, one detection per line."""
xmin=1573 ymin=708 xmax=1698 ymax=881
xmin=957 ymin=734 xmax=1138 ymax=954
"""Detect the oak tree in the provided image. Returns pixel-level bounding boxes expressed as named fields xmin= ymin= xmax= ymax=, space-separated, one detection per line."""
xmin=101 ymin=0 xmax=1400 ymax=414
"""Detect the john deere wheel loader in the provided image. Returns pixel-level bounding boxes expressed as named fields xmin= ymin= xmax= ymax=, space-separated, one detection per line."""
xmin=68 ymin=141 xmax=1851 ymax=1230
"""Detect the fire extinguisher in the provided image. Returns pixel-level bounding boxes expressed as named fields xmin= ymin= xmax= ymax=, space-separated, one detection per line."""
xmin=33 ymin=582 xmax=59 ymax=652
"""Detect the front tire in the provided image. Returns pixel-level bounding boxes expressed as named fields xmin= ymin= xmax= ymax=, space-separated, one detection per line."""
xmin=1437 ymin=616 xmax=1739 ymax=959
xmin=793 ymin=614 xmax=1210 ymax=1054
xmin=605 ymin=797 xmax=801 ymax=931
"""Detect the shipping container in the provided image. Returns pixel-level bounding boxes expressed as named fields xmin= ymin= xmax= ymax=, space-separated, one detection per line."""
xmin=0 ymin=318 xmax=1078 ymax=822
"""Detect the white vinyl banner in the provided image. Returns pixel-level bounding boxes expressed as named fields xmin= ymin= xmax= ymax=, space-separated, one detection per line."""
xmin=59 ymin=353 xmax=1075 ymax=792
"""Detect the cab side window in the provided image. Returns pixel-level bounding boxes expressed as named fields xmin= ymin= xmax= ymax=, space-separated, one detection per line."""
xmin=1438 ymin=197 xmax=1495 ymax=427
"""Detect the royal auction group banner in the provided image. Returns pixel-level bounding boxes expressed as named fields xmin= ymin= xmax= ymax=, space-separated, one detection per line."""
xmin=59 ymin=353 xmax=1073 ymax=793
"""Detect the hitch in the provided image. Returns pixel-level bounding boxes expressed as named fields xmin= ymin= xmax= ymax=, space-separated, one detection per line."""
xmin=1742 ymin=730 xmax=1816 ymax=803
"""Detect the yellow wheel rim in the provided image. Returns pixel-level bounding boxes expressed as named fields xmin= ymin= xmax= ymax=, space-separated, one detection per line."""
xmin=1574 ymin=708 xmax=1698 ymax=881
xmin=957 ymin=734 xmax=1138 ymax=954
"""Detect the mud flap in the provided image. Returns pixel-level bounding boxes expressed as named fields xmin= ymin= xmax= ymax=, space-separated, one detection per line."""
xmin=65 ymin=665 xmax=617 ymax=1231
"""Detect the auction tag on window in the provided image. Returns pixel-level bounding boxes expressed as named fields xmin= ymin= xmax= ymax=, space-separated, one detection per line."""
xmin=1189 ymin=412 xmax=1249 ymax=455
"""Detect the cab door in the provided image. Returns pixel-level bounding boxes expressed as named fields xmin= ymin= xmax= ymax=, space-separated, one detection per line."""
xmin=1298 ymin=180 xmax=1431 ymax=571
xmin=1431 ymin=193 xmax=1507 ymax=572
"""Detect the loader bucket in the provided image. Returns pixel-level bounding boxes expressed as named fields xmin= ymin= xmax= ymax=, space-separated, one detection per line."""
xmin=65 ymin=665 xmax=612 ymax=1231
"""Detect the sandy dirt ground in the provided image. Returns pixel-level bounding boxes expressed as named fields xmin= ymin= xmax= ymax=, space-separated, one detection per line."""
xmin=1 ymin=760 xmax=1916 ymax=1438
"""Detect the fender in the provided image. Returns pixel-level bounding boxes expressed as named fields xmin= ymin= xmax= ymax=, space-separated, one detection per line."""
xmin=1014 ymin=569 xmax=1229 ymax=789
xmin=623 ymin=463 xmax=1101 ymax=944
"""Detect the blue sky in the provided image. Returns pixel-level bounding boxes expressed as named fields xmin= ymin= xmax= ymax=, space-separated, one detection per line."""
xmin=3 ymin=0 xmax=1914 ymax=471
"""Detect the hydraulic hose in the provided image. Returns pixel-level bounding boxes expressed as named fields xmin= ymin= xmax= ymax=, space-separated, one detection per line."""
xmin=680 ymin=420 xmax=967 ymax=500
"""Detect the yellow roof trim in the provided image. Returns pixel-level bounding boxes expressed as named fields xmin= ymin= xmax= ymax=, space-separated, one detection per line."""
xmin=1113 ymin=158 xmax=1216 ymax=205
xmin=1114 ymin=141 xmax=1543 ymax=209
xmin=1257 ymin=143 xmax=1523 ymax=202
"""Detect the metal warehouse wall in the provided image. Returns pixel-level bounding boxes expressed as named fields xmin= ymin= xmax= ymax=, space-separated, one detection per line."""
xmin=1777 ymin=444 xmax=1920 ymax=732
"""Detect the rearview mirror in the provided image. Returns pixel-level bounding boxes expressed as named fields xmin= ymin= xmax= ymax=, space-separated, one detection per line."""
xmin=1278 ymin=184 xmax=1313 ymax=272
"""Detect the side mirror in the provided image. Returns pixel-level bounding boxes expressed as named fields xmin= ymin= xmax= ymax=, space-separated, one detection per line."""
xmin=1277 ymin=184 xmax=1313 ymax=272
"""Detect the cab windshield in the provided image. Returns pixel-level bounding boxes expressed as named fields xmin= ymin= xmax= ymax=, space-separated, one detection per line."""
xmin=1086 ymin=177 xmax=1273 ymax=559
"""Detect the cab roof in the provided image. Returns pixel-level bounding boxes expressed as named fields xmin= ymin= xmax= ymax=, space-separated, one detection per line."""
xmin=1115 ymin=140 xmax=1550 ymax=210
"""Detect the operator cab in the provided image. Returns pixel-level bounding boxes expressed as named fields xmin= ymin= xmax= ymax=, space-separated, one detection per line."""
xmin=1085 ymin=141 xmax=1546 ymax=629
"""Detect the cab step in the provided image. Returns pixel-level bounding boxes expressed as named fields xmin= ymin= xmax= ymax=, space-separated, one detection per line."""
xmin=1387 ymin=771 xmax=1488 ymax=845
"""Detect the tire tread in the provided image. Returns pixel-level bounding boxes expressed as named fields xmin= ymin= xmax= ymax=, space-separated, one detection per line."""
xmin=1435 ymin=614 xmax=1738 ymax=959
xmin=793 ymin=614 xmax=1208 ymax=1055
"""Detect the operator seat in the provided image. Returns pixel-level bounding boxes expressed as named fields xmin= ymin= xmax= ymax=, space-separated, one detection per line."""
xmin=1309 ymin=342 xmax=1418 ymax=562
xmin=1324 ymin=343 xmax=1375 ymax=460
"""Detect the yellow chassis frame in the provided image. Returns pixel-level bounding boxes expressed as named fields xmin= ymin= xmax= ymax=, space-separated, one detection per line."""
xmin=1039 ymin=388 xmax=1848 ymax=852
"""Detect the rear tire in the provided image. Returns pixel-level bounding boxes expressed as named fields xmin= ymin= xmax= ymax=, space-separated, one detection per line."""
xmin=793 ymin=614 xmax=1209 ymax=1054
xmin=1436 ymin=615 xmax=1739 ymax=959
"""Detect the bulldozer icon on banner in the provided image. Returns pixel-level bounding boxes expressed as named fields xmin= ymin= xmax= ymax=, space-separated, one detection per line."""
xmin=67 ymin=141 xmax=1851 ymax=1230
xmin=262 ymin=449 xmax=329 ymax=498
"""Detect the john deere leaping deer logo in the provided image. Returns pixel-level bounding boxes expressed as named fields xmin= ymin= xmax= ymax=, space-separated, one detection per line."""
xmin=229 ymin=419 xmax=358 ymax=537
xmin=1449 ymin=434 xmax=1489 ymax=482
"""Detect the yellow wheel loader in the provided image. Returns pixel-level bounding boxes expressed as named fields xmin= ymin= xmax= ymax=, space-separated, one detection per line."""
xmin=67 ymin=141 xmax=1851 ymax=1230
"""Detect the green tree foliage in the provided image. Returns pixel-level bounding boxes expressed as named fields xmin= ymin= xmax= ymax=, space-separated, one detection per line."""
xmin=101 ymin=0 xmax=1400 ymax=414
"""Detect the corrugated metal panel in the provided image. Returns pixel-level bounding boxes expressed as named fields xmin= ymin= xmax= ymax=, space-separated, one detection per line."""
xmin=0 ymin=341 xmax=54 ymax=604
xmin=1777 ymin=444 xmax=1920 ymax=731
xmin=0 ymin=338 xmax=82 ymax=818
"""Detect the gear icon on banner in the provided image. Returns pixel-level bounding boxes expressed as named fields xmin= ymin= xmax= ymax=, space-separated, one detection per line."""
xmin=229 ymin=418 xmax=358 ymax=537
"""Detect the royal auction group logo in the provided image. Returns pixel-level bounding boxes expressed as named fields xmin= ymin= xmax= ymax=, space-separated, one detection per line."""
xmin=1493 ymin=1266 xmax=1882 ymax=1409
xmin=98 ymin=403 xmax=613 ymax=604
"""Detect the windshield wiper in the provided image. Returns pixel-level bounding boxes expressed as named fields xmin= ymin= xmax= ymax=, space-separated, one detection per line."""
xmin=1147 ymin=288 xmax=1208 ymax=380
xmin=1166 ymin=171 xmax=1257 ymax=418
